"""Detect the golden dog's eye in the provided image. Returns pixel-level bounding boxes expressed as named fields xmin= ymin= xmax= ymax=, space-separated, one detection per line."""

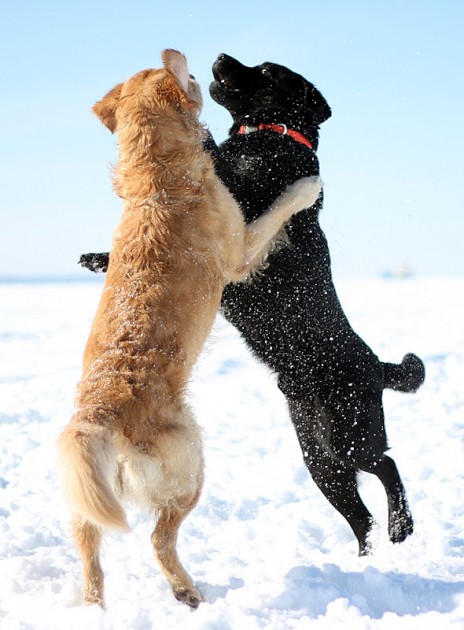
xmin=189 ymin=74 xmax=196 ymax=80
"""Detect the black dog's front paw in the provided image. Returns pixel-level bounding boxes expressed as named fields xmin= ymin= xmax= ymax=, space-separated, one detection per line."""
xmin=78 ymin=252 xmax=110 ymax=273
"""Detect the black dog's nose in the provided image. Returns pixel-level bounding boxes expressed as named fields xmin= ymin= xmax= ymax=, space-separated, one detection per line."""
xmin=215 ymin=53 xmax=235 ymax=66
xmin=213 ymin=53 xmax=245 ymax=73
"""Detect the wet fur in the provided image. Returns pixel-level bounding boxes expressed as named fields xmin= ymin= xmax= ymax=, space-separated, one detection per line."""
xmin=58 ymin=50 xmax=321 ymax=608
xmin=208 ymin=54 xmax=424 ymax=555
xmin=78 ymin=54 xmax=425 ymax=557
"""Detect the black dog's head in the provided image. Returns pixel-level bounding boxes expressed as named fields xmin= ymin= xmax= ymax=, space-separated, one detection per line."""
xmin=210 ymin=53 xmax=331 ymax=130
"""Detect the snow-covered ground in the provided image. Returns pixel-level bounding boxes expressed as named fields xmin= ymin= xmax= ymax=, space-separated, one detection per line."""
xmin=1 ymin=277 xmax=463 ymax=629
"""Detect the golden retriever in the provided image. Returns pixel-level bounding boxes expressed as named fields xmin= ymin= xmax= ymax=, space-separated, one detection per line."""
xmin=57 ymin=49 xmax=321 ymax=609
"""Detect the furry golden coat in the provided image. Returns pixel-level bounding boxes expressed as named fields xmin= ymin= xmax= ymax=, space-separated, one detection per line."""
xmin=57 ymin=49 xmax=321 ymax=609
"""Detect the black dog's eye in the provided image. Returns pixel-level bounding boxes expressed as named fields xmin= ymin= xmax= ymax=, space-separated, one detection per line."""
xmin=261 ymin=68 xmax=273 ymax=78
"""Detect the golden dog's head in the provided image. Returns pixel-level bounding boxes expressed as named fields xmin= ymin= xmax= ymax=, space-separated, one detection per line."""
xmin=93 ymin=49 xmax=202 ymax=133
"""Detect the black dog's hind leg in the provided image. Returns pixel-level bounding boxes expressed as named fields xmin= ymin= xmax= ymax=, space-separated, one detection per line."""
xmin=288 ymin=400 xmax=375 ymax=555
xmin=306 ymin=452 xmax=375 ymax=556
xmin=361 ymin=455 xmax=414 ymax=544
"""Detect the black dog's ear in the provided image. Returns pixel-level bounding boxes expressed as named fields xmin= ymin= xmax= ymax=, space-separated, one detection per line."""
xmin=304 ymin=83 xmax=332 ymax=125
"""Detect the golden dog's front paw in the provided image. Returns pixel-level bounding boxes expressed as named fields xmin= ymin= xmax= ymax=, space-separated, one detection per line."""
xmin=285 ymin=176 xmax=322 ymax=212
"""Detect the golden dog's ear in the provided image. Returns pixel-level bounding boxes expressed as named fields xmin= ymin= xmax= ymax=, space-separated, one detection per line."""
xmin=92 ymin=83 xmax=123 ymax=133
xmin=162 ymin=49 xmax=189 ymax=93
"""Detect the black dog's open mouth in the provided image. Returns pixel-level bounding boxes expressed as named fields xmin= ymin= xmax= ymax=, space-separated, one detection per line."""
xmin=211 ymin=75 xmax=240 ymax=95
xmin=211 ymin=81 xmax=240 ymax=97
xmin=211 ymin=64 xmax=242 ymax=94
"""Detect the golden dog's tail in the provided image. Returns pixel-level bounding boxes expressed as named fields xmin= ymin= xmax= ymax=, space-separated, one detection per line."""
xmin=57 ymin=422 xmax=130 ymax=532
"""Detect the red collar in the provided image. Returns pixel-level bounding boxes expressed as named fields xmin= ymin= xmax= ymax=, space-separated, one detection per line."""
xmin=238 ymin=123 xmax=312 ymax=149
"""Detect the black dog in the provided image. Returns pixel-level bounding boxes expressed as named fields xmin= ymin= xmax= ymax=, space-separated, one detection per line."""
xmin=80 ymin=54 xmax=425 ymax=555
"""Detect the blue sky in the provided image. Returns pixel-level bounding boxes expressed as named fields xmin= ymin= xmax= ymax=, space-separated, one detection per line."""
xmin=1 ymin=0 xmax=463 ymax=278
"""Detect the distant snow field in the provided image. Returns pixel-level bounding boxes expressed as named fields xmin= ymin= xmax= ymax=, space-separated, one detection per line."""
xmin=1 ymin=278 xmax=463 ymax=629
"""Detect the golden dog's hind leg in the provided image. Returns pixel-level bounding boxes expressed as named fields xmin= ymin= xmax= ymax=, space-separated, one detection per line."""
xmin=73 ymin=516 xmax=105 ymax=608
xmin=238 ymin=176 xmax=322 ymax=277
xmin=151 ymin=499 xmax=203 ymax=609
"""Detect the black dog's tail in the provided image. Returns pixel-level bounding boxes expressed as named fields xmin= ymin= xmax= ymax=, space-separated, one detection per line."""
xmin=383 ymin=353 xmax=425 ymax=393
